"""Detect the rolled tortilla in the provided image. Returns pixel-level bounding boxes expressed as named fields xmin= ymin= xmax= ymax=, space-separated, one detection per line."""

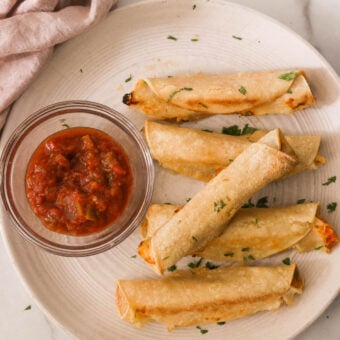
xmin=140 ymin=203 xmax=338 ymax=261
xmin=123 ymin=70 xmax=315 ymax=121
xmin=145 ymin=120 xmax=325 ymax=181
xmin=116 ymin=264 xmax=303 ymax=330
xmin=138 ymin=129 xmax=297 ymax=274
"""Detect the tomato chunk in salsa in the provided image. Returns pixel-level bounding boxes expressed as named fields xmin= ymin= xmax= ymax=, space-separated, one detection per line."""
xmin=25 ymin=127 xmax=133 ymax=236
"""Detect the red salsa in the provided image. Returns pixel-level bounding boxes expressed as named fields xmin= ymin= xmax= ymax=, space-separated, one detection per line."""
xmin=25 ymin=127 xmax=133 ymax=236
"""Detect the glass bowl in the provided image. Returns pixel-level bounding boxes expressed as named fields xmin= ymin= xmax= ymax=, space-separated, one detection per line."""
xmin=0 ymin=100 xmax=154 ymax=256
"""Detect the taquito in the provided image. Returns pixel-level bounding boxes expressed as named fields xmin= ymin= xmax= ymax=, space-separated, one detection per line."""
xmin=145 ymin=120 xmax=325 ymax=181
xmin=140 ymin=203 xmax=338 ymax=261
xmin=138 ymin=129 xmax=297 ymax=274
xmin=123 ymin=70 xmax=315 ymax=121
xmin=116 ymin=265 xmax=303 ymax=330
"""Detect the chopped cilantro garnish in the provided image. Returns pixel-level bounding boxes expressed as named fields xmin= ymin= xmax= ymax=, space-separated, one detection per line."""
xmin=278 ymin=72 xmax=298 ymax=81
xmin=193 ymin=4 xmax=197 ymax=10
xmin=297 ymin=198 xmax=306 ymax=204
xmin=131 ymin=255 xmax=137 ymax=258
xmin=243 ymin=254 xmax=255 ymax=262
xmin=167 ymin=265 xmax=177 ymax=272
xmin=217 ymin=321 xmax=226 ymax=325
xmin=224 ymin=252 xmax=234 ymax=257
xmin=191 ymin=38 xmax=199 ymax=42
xmin=242 ymin=247 xmax=250 ymax=252
xmin=196 ymin=326 xmax=208 ymax=334
xmin=238 ymin=86 xmax=247 ymax=95
xmin=162 ymin=256 xmax=170 ymax=260
xmin=256 ymin=196 xmax=268 ymax=208
xmin=214 ymin=199 xmax=226 ymax=212
xmin=62 ymin=123 xmax=70 ymax=129
xmin=167 ymin=87 xmax=193 ymax=102
xmin=24 ymin=305 xmax=31 ymax=311
xmin=232 ymin=35 xmax=242 ymax=40
xmin=125 ymin=74 xmax=132 ymax=83
xmin=282 ymin=257 xmax=291 ymax=265
xmin=315 ymin=245 xmax=324 ymax=250
xmin=199 ymin=102 xmax=208 ymax=108
xmin=167 ymin=35 xmax=178 ymax=41
xmin=188 ymin=257 xmax=203 ymax=268
xmin=287 ymin=89 xmax=293 ymax=94
xmin=205 ymin=261 xmax=219 ymax=270
xmin=327 ymin=202 xmax=337 ymax=213
xmin=322 ymin=176 xmax=336 ymax=186
xmin=186 ymin=197 xmax=192 ymax=202
xmin=242 ymin=199 xmax=255 ymax=208
xmin=221 ymin=124 xmax=257 ymax=136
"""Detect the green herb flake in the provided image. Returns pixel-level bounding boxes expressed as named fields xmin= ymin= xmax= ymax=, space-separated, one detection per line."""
xmin=256 ymin=196 xmax=269 ymax=208
xmin=224 ymin=252 xmax=234 ymax=257
xmin=192 ymin=236 xmax=198 ymax=242
xmin=222 ymin=125 xmax=241 ymax=136
xmin=205 ymin=261 xmax=219 ymax=270
xmin=167 ymin=265 xmax=177 ymax=272
xmin=315 ymin=245 xmax=324 ymax=250
xmin=241 ymin=124 xmax=257 ymax=135
xmin=186 ymin=197 xmax=192 ymax=202
xmin=202 ymin=129 xmax=213 ymax=133
xmin=125 ymin=74 xmax=132 ymax=83
xmin=167 ymin=35 xmax=178 ymax=41
xmin=242 ymin=247 xmax=250 ymax=252
xmin=196 ymin=326 xmax=208 ymax=334
xmin=24 ymin=305 xmax=31 ymax=311
xmin=199 ymin=102 xmax=208 ymax=108
xmin=62 ymin=123 xmax=70 ymax=129
xmin=287 ymin=89 xmax=293 ymax=94
xmin=191 ymin=38 xmax=199 ymax=42
xmin=282 ymin=257 xmax=291 ymax=265
xmin=238 ymin=86 xmax=247 ymax=95
xmin=278 ymin=72 xmax=298 ymax=81
xmin=232 ymin=35 xmax=242 ymax=40
xmin=322 ymin=176 xmax=336 ymax=186
xmin=193 ymin=4 xmax=197 ymax=10
xmin=188 ymin=257 xmax=203 ymax=269
xmin=162 ymin=256 xmax=170 ymax=261
xmin=297 ymin=198 xmax=306 ymax=204
xmin=167 ymin=87 xmax=193 ymax=102
xmin=327 ymin=202 xmax=337 ymax=213
xmin=242 ymin=199 xmax=255 ymax=208
xmin=214 ymin=199 xmax=226 ymax=213
xmin=217 ymin=321 xmax=226 ymax=325
xmin=243 ymin=255 xmax=255 ymax=262
xmin=131 ymin=255 xmax=137 ymax=258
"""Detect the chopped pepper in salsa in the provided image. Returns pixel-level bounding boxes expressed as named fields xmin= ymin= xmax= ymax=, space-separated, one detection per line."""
xmin=25 ymin=127 xmax=133 ymax=236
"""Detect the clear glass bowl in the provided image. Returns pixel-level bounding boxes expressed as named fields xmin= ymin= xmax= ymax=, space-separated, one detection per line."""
xmin=0 ymin=101 xmax=154 ymax=256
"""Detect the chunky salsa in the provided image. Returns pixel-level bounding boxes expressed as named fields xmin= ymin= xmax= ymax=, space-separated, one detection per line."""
xmin=25 ymin=127 xmax=133 ymax=236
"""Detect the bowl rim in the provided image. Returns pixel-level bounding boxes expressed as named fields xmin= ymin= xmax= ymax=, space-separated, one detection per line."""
xmin=0 ymin=100 xmax=155 ymax=257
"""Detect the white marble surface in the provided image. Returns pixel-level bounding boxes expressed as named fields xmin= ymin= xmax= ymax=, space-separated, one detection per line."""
xmin=1 ymin=0 xmax=339 ymax=339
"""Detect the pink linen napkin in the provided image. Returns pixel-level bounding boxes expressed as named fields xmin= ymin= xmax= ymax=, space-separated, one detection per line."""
xmin=0 ymin=0 xmax=118 ymax=130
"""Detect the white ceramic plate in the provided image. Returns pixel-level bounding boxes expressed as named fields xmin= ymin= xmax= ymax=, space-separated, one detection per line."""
xmin=1 ymin=1 xmax=339 ymax=339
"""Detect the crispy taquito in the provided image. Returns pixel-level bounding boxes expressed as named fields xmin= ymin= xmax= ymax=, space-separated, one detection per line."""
xmin=123 ymin=70 xmax=315 ymax=121
xmin=116 ymin=265 xmax=303 ymax=330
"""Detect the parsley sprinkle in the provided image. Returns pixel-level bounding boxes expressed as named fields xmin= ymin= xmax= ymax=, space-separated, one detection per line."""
xmin=186 ymin=197 xmax=192 ymax=202
xmin=242 ymin=247 xmax=250 ymax=252
xmin=315 ymin=245 xmax=324 ymax=250
xmin=322 ymin=176 xmax=336 ymax=186
xmin=282 ymin=257 xmax=291 ymax=265
xmin=167 ymin=87 xmax=193 ymax=102
xmin=278 ymin=72 xmax=298 ymax=81
xmin=241 ymin=124 xmax=257 ymax=135
xmin=131 ymin=255 xmax=137 ymax=258
xmin=297 ymin=199 xmax=306 ymax=204
xmin=256 ymin=196 xmax=269 ymax=208
xmin=238 ymin=86 xmax=247 ymax=95
xmin=125 ymin=74 xmax=132 ymax=82
xmin=193 ymin=4 xmax=197 ymax=10
xmin=167 ymin=35 xmax=178 ymax=41
xmin=242 ymin=199 xmax=255 ymax=208
xmin=192 ymin=236 xmax=198 ymax=242
xmin=199 ymin=102 xmax=208 ymax=108
xmin=243 ymin=255 xmax=255 ymax=262
xmin=217 ymin=321 xmax=226 ymax=325
xmin=167 ymin=265 xmax=177 ymax=272
xmin=221 ymin=124 xmax=257 ymax=136
xmin=224 ymin=252 xmax=234 ymax=257
xmin=232 ymin=35 xmax=242 ymax=40
xmin=191 ymin=38 xmax=199 ymax=42
xmin=62 ymin=123 xmax=70 ymax=129
xmin=24 ymin=305 xmax=31 ymax=311
xmin=327 ymin=202 xmax=337 ymax=213
xmin=162 ymin=256 xmax=170 ymax=260
xmin=188 ymin=257 xmax=203 ymax=268
xmin=205 ymin=261 xmax=219 ymax=270
xmin=196 ymin=326 xmax=208 ymax=334
xmin=214 ymin=199 xmax=226 ymax=212
xmin=287 ymin=89 xmax=293 ymax=94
